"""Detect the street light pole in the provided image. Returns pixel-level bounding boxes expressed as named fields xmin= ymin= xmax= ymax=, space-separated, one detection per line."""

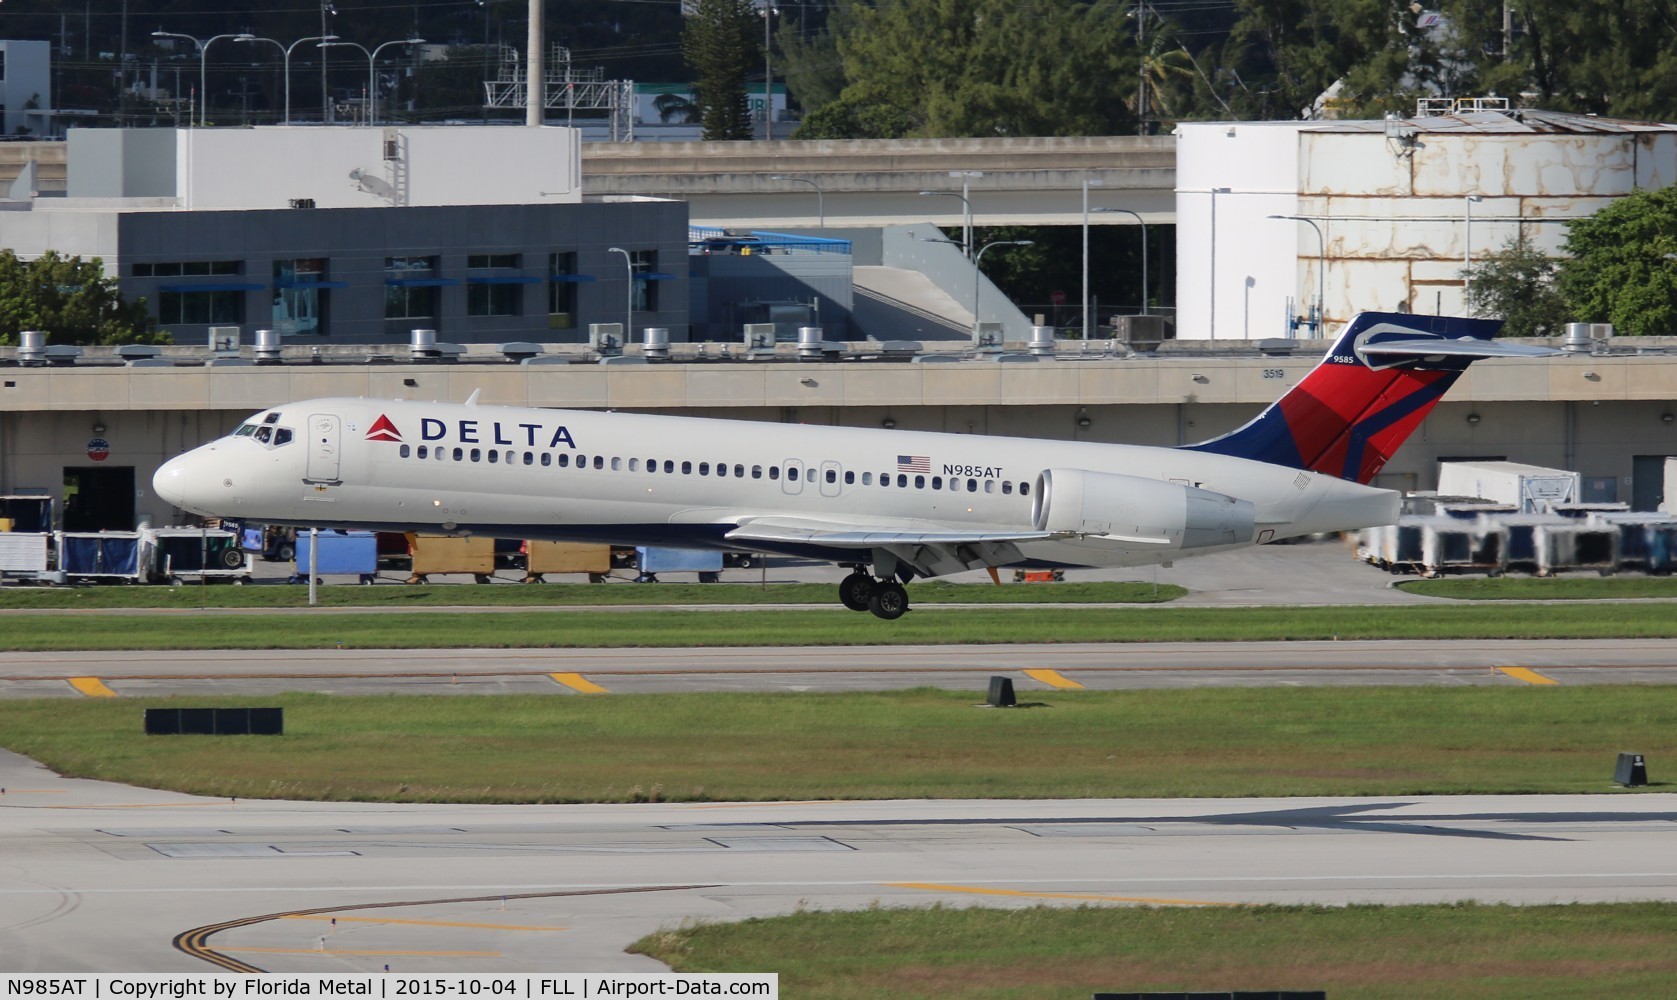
xmin=1464 ymin=194 xmax=1484 ymax=316
xmin=951 ymin=170 xmax=981 ymax=259
xmin=760 ymin=2 xmax=776 ymax=140
xmin=972 ymin=239 xmax=1034 ymax=334
xmin=1081 ymin=178 xmax=1103 ymax=339
xmin=916 ymin=190 xmax=971 ymax=258
xmin=237 ymin=34 xmax=337 ymax=125
xmin=607 ymin=246 xmax=633 ymax=338
xmin=770 ymin=175 xmax=823 ymax=228
xmin=1267 ymin=214 xmax=1325 ymax=335
xmin=1095 ymin=207 xmax=1148 ymax=319
xmin=321 ymin=38 xmax=423 ymax=125
xmin=152 ymin=31 xmax=246 ymax=126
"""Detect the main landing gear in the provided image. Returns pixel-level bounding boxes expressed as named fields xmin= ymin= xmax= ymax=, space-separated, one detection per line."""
xmin=839 ymin=568 xmax=911 ymax=620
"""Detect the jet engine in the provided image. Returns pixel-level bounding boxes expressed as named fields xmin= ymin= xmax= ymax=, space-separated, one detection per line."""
xmin=1031 ymin=469 xmax=1256 ymax=549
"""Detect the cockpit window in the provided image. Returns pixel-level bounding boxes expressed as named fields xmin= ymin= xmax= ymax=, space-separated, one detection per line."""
xmin=262 ymin=412 xmax=281 ymax=425
xmin=234 ymin=424 xmax=257 ymax=437
xmin=274 ymin=428 xmax=293 ymax=446
xmin=255 ymin=426 xmax=273 ymax=444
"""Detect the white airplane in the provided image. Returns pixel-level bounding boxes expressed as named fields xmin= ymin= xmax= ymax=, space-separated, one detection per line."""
xmin=154 ymin=312 xmax=1554 ymax=618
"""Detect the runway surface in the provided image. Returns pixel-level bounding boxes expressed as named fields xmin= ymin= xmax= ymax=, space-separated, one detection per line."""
xmin=3 ymin=639 xmax=1675 ymax=699
xmin=2 ymin=749 xmax=1674 ymax=974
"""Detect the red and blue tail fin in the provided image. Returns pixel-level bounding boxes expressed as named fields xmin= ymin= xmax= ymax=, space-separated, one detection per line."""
xmin=1182 ymin=312 xmax=1548 ymax=484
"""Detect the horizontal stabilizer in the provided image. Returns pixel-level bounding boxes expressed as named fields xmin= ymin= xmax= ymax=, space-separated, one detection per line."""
xmin=1360 ymin=337 xmax=1562 ymax=360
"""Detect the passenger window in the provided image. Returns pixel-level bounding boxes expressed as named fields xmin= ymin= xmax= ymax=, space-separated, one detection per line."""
xmin=559 ymin=453 xmax=570 ymax=468
xmin=488 ymin=450 xmax=499 ymax=464
xmin=1003 ymin=481 xmax=1013 ymax=495
xmin=505 ymin=450 xmax=515 ymax=464
xmin=897 ymin=474 xmax=908 ymax=488
xmin=1020 ymin=481 xmax=1031 ymax=496
xmin=417 ymin=445 xmax=428 ymax=459
xmin=682 ymin=461 xmax=693 ymax=474
xmin=524 ymin=452 xmax=534 ymax=466
xmin=752 ymin=465 xmax=763 ymax=479
xmin=470 ymin=448 xmax=482 ymax=462
xmin=827 ymin=469 xmax=838 ymax=484
xmin=932 ymin=476 xmax=943 ymax=489
xmin=629 ymin=458 xmax=639 ymax=471
xmin=699 ymin=462 xmax=710 ymax=476
xmin=880 ymin=475 xmax=891 ymax=488
xmin=985 ymin=480 xmax=995 ymax=493
xmin=844 ymin=471 xmax=854 ymax=485
xmin=787 ymin=467 xmax=799 ymax=482
xmin=862 ymin=472 xmax=873 ymax=486
xmin=400 ymin=444 xmax=411 ymax=458
xmin=611 ymin=457 xmax=622 ymax=471
xmin=275 ymin=428 xmax=293 ymax=446
xmin=664 ymin=460 xmax=674 ymax=473
xmin=734 ymin=464 xmax=745 ymax=478
xmin=914 ymin=475 xmax=924 ymax=489
xmin=541 ymin=453 xmax=551 ymax=467
xmin=593 ymin=455 xmax=604 ymax=470
xmin=716 ymin=464 xmax=728 ymax=478
xmin=967 ymin=479 xmax=977 ymax=492
xmin=453 ymin=447 xmax=464 ymax=461
xmin=768 ymin=466 xmax=779 ymax=480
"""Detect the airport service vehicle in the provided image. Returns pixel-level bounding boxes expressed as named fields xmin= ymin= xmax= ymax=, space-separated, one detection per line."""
xmin=154 ymin=312 xmax=1553 ymax=619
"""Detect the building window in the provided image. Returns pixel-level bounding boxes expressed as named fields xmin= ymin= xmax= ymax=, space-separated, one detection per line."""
xmin=273 ymin=258 xmax=329 ymax=335
xmin=630 ymin=249 xmax=658 ymax=312
xmin=134 ymin=260 xmax=242 ymax=277
xmin=549 ymin=252 xmax=578 ymax=329
xmin=159 ymin=290 xmax=244 ymax=325
xmin=385 ymin=256 xmax=438 ymax=319
xmin=468 ymin=254 xmax=524 ymax=317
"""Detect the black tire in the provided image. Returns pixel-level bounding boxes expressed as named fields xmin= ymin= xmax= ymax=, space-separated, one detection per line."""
xmin=220 ymin=548 xmax=245 ymax=570
xmin=698 ymin=571 xmax=720 ymax=584
xmin=838 ymin=572 xmax=875 ymax=612
xmin=276 ymin=544 xmax=295 ymax=561
xmin=868 ymin=581 xmax=909 ymax=620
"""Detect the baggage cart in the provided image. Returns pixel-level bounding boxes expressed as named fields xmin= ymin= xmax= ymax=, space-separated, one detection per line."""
xmin=406 ymin=533 xmax=496 ymax=583
xmin=0 ymin=532 xmax=63 ymax=584
xmin=1534 ymin=523 xmax=1618 ymax=577
xmin=1420 ymin=520 xmax=1507 ymax=577
xmin=149 ymin=527 xmax=250 ymax=584
xmin=634 ymin=546 xmax=723 ymax=583
xmin=522 ymin=541 xmax=613 ymax=583
xmin=58 ymin=531 xmax=151 ymax=584
xmin=0 ymin=494 xmax=54 ymax=533
xmin=292 ymin=530 xmax=379 ymax=585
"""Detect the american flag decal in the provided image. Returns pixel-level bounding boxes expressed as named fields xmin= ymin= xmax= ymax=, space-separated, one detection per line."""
xmin=897 ymin=454 xmax=930 ymax=473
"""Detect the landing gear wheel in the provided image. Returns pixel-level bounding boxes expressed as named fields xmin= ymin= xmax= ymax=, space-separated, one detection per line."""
xmin=838 ymin=572 xmax=875 ymax=612
xmin=867 ymin=581 xmax=909 ymax=620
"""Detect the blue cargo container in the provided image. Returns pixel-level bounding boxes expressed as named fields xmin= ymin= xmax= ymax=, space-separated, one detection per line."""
xmin=293 ymin=530 xmax=379 ymax=584
xmin=634 ymin=546 xmax=723 ymax=583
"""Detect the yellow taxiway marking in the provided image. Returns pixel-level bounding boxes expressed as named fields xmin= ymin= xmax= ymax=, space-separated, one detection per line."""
xmin=885 ymin=882 xmax=1237 ymax=908
xmin=1023 ymin=668 xmax=1084 ymax=690
xmin=222 ymin=947 xmax=502 ymax=958
xmin=1498 ymin=666 xmax=1558 ymax=686
xmin=283 ymin=914 xmax=567 ymax=932
xmin=549 ymin=672 xmax=609 ymax=694
xmin=68 ymin=677 xmax=117 ymax=698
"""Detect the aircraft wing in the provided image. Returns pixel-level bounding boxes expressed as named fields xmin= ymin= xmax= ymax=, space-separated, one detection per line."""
xmin=724 ymin=516 xmax=1057 ymax=578
xmin=1360 ymin=337 xmax=1562 ymax=360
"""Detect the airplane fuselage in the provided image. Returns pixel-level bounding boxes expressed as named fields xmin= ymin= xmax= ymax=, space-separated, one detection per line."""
xmin=155 ymin=396 xmax=1398 ymax=570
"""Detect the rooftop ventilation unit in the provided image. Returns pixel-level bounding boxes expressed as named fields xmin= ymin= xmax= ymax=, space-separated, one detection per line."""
xmin=17 ymin=330 xmax=47 ymax=365
xmin=498 ymin=342 xmax=544 ymax=363
xmin=743 ymin=323 xmax=776 ymax=357
xmin=253 ymin=329 xmax=282 ymax=363
xmin=642 ymin=327 xmax=670 ymax=360
xmin=589 ymin=323 xmax=625 ymax=357
xmin=1027 ymin=326 xmax=1057 ymax=356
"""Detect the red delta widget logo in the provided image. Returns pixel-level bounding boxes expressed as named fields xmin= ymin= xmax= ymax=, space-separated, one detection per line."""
xmin=365 ymin=414 xmax=403 ymax=442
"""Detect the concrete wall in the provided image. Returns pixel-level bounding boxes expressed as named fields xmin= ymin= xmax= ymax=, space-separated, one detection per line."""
xmin=880 ymin=224 xmax=1031 ymax=339
xmin=68 ymin=129 xmax=176 ymax=197
xmin=132 ymin=125 xmax=585 ymax=209
xmin=0 ymin=41 xmax=52 ymax=138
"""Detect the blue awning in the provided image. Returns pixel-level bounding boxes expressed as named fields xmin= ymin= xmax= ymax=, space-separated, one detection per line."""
xmin=636 ymin=272 xmax=680 ymax=281
xmin=385 ymin=277 xmax=462 ymax=288
xmin=549 ymin=274 xmax=598 ymax=283
xmin=467 ymin=275 xmax=542 ymax=285
xmin=273 ymin=279 xmax=349 ymax=290
xmin=159 ymin=283 xmax=265 ymax=293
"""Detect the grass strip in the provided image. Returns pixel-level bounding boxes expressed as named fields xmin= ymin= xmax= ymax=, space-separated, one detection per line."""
xmin=0 ymin=601 xmax=1671 ymax=650
xmin=1 ymin=687 xmax=1670 ymax=802
xmin=0 ymin=580 xmax=1183 ymax=610
xmin=630 ymin=902 xmax=1677 ymax=999
xmin=1400 ymin=577 xmax=1677 ymax=600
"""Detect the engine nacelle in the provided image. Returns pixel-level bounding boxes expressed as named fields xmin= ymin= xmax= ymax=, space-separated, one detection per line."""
xmin=1031 ymin=468 xmax=1256 ymax=549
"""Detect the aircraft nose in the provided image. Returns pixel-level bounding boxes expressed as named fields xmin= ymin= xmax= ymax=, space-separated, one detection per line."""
xmin=153 ymin=445 xmax=219 ymax=514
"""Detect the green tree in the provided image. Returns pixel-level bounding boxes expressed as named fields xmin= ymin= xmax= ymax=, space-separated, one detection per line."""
xmin=817 ymin=0 xmax=1138 ymax=139
xmin=0 ymin=251 xmax=163 ymax=347
xmin=1555 ymin=187 xmax=1677 ymax=337
xmin=790 ymin=96 xmax=915 ymax=139
xmin=1463 ymin=236 xmax=1570 ymax=338
xmin=683 ymin=0 xmax=761 ymax=141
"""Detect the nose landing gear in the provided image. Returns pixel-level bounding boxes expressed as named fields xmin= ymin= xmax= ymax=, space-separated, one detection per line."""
xmin=838 ymin=567 xmax=911 ymax=620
